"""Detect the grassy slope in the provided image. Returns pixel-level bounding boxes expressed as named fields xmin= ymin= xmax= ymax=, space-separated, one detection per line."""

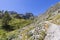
xmin=0 ymin=18 xmax=33 ymax=40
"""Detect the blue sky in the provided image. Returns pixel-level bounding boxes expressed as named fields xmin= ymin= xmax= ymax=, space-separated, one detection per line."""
xmin=0 ymin=0 xmax=60 ymax=15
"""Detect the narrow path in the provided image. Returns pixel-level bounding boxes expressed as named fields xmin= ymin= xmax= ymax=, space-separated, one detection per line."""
xmin=44 ymin=21 xmax=60 ymax=40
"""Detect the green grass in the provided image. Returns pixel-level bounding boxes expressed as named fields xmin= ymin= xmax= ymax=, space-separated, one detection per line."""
xmin=9 ymin=18 xmax=33 ymax=29
xmin=51 ymin=14 xmax=60 ymax=24
xmin=0 ymin=18 xmax=33 ymax=40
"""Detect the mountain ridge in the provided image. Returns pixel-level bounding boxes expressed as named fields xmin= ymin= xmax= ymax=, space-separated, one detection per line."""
xmin=0 ymin=2 xmax=60 ymax=40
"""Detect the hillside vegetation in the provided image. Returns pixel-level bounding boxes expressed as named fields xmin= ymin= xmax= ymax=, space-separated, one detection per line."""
xmin=0 ymin=11 xmax=34 ymax=40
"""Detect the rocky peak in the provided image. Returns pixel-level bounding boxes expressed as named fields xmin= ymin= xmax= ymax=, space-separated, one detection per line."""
xmin=46 ymin=2 xmax=60 ymax=14
xmin=56 ymin=2 xmax=60 ymax=6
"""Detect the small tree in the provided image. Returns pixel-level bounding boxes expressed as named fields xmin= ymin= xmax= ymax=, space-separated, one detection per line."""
xmin=2 ymin=11 xmax=12 ymax=31
xmin=2 ymin=11 xmax=11 ymax=25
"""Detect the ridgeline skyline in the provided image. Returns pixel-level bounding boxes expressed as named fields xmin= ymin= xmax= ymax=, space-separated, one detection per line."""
xmin=0 ymin=0 xmax=60 ymax=15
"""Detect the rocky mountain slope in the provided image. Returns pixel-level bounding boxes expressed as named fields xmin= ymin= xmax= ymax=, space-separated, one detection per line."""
xmin=0 ymin=2 xmax=60 ymax=40
xmin=6 ymin=2 xmax=60 ymax=40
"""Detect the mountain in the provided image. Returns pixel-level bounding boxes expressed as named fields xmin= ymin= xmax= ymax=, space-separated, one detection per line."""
xmin=0 ymin=2 xmax=60 ymax=40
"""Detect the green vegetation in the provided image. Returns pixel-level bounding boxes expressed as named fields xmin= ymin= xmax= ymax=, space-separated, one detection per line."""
xmin=0 ymin=10 xmax=34 ymax=40
xmin=2 ymin=11 xmax=12 ymax=31
xmin=47 ymin=13 xmax=60 ymax=25
xmin=52 ymin=14 xmax=60 ymax=24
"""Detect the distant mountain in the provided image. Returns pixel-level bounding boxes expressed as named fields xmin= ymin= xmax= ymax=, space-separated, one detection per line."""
xmin=0 ymin=11 xmax=35 ymax=20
